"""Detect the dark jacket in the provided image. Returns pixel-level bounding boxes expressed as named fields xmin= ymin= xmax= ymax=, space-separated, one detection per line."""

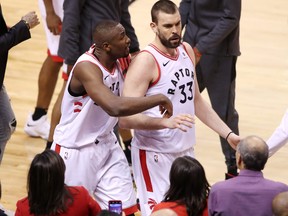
xmin=58 ymin=0 xmax=140 ymax=65
xmin=0 ymin=4 xmax=31 ymax=89
xmin=179 ymin=0 xmax=241 ymax=56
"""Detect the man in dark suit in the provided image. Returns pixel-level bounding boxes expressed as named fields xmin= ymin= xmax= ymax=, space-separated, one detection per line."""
xmin=0 ymin=4 xmax=39 ymax=163
xmin=179 ymin=0 xmax=242 ymax=179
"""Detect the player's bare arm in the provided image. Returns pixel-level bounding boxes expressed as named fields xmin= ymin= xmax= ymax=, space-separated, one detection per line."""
xmin=123 ymin=51 xmax=158 ymax=97
xmin=184 ymin=42 xmax=241 ymax=149
xmin=72 ymin=61 xmax=173 ymax=117
xmin=120 ymin=51 xmax=170 ymax=128
xmin=120 ymin=113 xmax=194 ymax=131
xmin=119 ymin=50 xmax=194 ymax=131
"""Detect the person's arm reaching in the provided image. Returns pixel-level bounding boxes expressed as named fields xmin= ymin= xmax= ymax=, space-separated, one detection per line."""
xmin=72 ymin=61 xmax=173 ymax=118
xmin=184 ymin=42 xmax=241 ymax=149
xmin=0 ymin=11 xmax=39 ymax=55
xmin=267 ymin=110 xmax=288 ymax=157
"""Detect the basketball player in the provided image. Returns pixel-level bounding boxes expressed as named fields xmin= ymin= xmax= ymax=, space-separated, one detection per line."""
xmin=24 ymin=0 xmax=65 ymax=140
xmin=46 ymin=0 xmax=139 ymax=160
xmin=119 ymin=1 xmax=241 ymax=215
xmin=51 ymin=20 xmax=193 ymax=216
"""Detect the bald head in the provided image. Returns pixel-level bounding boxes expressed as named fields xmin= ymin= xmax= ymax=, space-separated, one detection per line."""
xmin=273 ymin=191 xmax=288 ymax=216
xmin=151 ymin=209 xmax=178 ymax=216
xmin=237 ymin=135 xmax=268 ymax=171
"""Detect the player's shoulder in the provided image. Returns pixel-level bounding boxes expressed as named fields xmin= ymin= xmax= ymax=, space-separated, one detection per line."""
xmin=137 ymin=49 xmax=156 ymax=59
xmin=182 ymin=42 xmax=193 ymax=51
xmin=130 ymin=49 xmax=156 ymax=67
xmin=181 ymin=42 xmax=195 ymax=62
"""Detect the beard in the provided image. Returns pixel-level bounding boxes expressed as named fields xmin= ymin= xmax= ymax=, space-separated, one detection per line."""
xmin=158 ymin=32 xmax=181 ymax=48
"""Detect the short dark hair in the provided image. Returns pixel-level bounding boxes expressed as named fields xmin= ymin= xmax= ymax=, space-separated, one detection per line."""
xmin=28 ymin=150 xmax=73 ymax=215
xmin=93 ymin=20 xmax=120 ymax=45
xmin=163 ymin=156 xmax=210 ymax=216
xmin=237 ymin=135 xmax=269 ymax=171
xmin=151 ymin=0 xmax=178 ymax=23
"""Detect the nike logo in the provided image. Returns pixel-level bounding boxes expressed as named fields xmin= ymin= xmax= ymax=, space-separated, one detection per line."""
xmin=163 ymin=61 xmax=170 ymax=67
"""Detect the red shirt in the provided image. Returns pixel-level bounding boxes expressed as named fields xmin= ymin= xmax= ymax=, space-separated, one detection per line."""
xmin=152 ymin=201 xmax=208 ymax=216
xmin=15 ymin=186 xmax=101 ymax=216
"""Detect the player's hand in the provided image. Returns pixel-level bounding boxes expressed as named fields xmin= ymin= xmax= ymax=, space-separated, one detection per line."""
xmin=227 ymin=133 xmax=241 ymax=149
xmin=158 ymin=95 xmax=173 ymax=118
xmin=46 ymin=13 xmax=62 ymax=35
xmin=163 ymin=114 xmax=195 ymax=132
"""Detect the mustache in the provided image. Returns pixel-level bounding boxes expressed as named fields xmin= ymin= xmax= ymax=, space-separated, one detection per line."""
xmin=169 ymin=34 xmax=181 ymax=40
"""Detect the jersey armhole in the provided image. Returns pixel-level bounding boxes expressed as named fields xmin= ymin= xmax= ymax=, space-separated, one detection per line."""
xmin=140 ymin=50 xmax=161 ymax=88
xmin=182 ymin=43 xmax=196 ymax=67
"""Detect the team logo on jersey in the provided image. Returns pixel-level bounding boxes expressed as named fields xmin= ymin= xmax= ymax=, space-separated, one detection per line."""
xmin=163 ymin=60 xmax=170 ymax=67
xmin=154 ymin=154 xmax=158 ymax=163
xmin=73 ymin=101 xmax=83 ymax=113
xmin=109 ymin=81 xmax=120 ymax=96
xmin=167 ymin=67 xmax=195 ymax=104
xmin=148 ymin=198 xmax=157 ymax=210
xmin=94 ymin=139 xmax=99 ymax=145
xmin=182 ymin=51 xmax=188 ymax=59
xmin=64 ymin=151 xmax=68 ymax=160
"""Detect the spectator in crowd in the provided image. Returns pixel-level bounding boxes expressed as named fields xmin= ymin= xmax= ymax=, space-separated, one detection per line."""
xmin=208 ymin=135 xmax=288 ymax=216
xmin=15 ymin=150 xmax=101 ymax=216
xmin=150 ymin=208 xmax=177 ymax=216
xmin=152 ymin=156 xmax=209 ymax=216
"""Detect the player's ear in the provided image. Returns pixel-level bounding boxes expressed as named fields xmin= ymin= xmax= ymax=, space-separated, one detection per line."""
xmin=150 ymin=22 xmax=157 ymax=34
xmin=103 ymin=42 xmax=111 ymax=52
